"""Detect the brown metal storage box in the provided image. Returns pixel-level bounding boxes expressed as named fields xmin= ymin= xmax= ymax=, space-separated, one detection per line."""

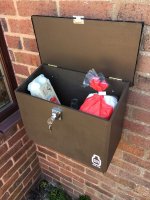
xmin=15 ymin=16 xmax=143 ymax=172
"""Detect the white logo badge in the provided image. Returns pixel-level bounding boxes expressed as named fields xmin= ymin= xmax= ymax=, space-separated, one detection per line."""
xmin=91 ymin=154 xmax=101 ymax=168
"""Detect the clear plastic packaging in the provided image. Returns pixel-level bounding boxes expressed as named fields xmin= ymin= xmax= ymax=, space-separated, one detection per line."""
xmin=80 ymin=69 xmax=117 ymax=119
xmin=27 ymin=74 xmax=60 ymax=104
xmin=83 ymin=69 xmax=109 ymax=91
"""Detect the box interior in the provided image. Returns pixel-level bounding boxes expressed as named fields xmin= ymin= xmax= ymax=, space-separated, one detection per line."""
xmin=17 ymin=64 xmax=127 ymax=114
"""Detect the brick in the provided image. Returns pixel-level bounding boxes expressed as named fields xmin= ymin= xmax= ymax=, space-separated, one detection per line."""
xmin=144 ymin=171 xmax=150 ymax=180
xmin=8 ymin=19 xmax=33 ymax=35
xmin=123 ymin=119 xmax=150 ymax=137
xmin=23 ymin=163 xmax=40 ymax=186
xmin=9 ymin=50 xmax=15 ymax=62
xmin=0 ymin=180 xmax=3 ymax=187
xmin=31 ymin=157 xmax=39 ymax=169
xmin=0 ymin=134 xmax=5 ymax=145
xmin=85 ymin=187 xmax=96 ymax=197
xmin=61 ymin=179 xmax=84 ymax=194
xmin=42 ymin=168 xmax=60 ymax=182
xmin=3 ymin=154 xmax=27 ymax=182
xmin=16 ymin=75 xmax=27 ymax=85
xmin=107 ymin=164 xmax=120 ymax=176
xmin=145 ymin=150 xmax=150 ymax=160
xmin=123 ymin=153 xmax=150 ymax=171
xmin=134 ymin=185 xmax=150 ymax=197
xmin=92 ymin=196 xmax=109 ymax=200
xmin=22 ymin=135 xmax=29 ymax=144
xmin=116 ymin=190 xmax=135 ymax=200
xmin=127 ymin=90 xmax=150 ymax=110
xmin=39 ymin=157 xmax=59 ymax=171
xmin=15 ymin=52 xmax=40 ymax=66
xmin=0 ymin=160 xmax=13 ymax=178
xmin=0 ymin=18 xmax=8 ymax=32
xmin=5 ymin=35 xmax=22 ymax=49
xmin=23 ymin=38 xmax=38 ymax=52
xmin=86 ymin=168 xmax=103 ymax=180
xmin=59 ymin=162 xmax=71 ymax=171
xmin=37 ymin=146 xmax=57 ymax=158
xmin=5 ymin=123 xmax=19 ymax=139
xmin=141 ymin=33 xmax=150 ymax=52
xmin=86 ymin=167 xmax=115 ymax=187
xmin=100 ymin=183 xmax=116 ymax=197
xmin=73 ymin=179 xmax=84 ymax=189
xmin=58 ymin=155 xmax=85 ymax=172
xmin=15 ymin=180 xmax=32 ymax=200
xmin=13 ymin=63 xmax=30 ymax=76
xmin=0 ymin=172 xmax=19 ymax=196
xmin=1 ymin=192 xmax=10 ymax=200
xmin=26 ymin=144 xmax=36 ymax=157
xmin=19 ymin=152 xmax=36 ymax=174
xmin=107 ymin=164 xmax=137 ymax=190
xmin=134 ymin=74 xmax=150 ymax=92
xmin=118 ymin=4 xmax=150 ymax=25
xmin=118 ymin=140 xmax=144 ymax=157
xmin=0 ymin=144 xmax=8 ymax=158
xmin=124 ymin=106 xmax=131 ymax=118
xmin=30 ymin=67 xmax=37 ymax=74
xmin=61 ymin=182 xmax=74 ymax=194
xmin=136 ymin=54 xmax=150 ymax=74
xmin=47 ymin=155 xmax=60 ymax=166
xmin=2 ymin=125 xmax=18 ymax=142
xmin=20 ymin=197 xmax=26 ymax=200
xmin=8 ymin=184 xmax=23 ymax=200
xmin=86 ymin=182 xmax=113 ymax=198
xmin=105 ymin=172 xmax=136 ymax=189
xmin=113 ymin=149 xmax=123 ymax=159
xmin=40 ymin=162 xmax=49 ymax=170
xmin=111 ymin=158 xmax=141 ymax=176
xmin=60 ymin=1 xmax=112 ymax=19
xmin=48 ymin=166 xmax=72 ymax=183
xmin=125 ymin=132 xmax=150 ymax=150
xmin=9 ymin=167 xmax=31 ymax=194
xmin=33 ymin=168 xmax=41 ymax=181
xmin=13 ymin=140 xmax=33 ymax=162
xmin=17 ymin=0 xmax=56 ymax=16
xmin=72 ymin=168 xmax=98 ymax=184
xmin=0 ymin=141 xmax=22 ymax=168
xmin=8 ymin=128 xmax=26 ymax=147
xmin=37 ymin=151 xmax=46 ymax=158
xmin=0 ymin=0 xmax=16 ymax=15
xmin=132 ymin=108 xmax=150 ymax=124
xmin=17 ymin=120 xmax=24 ymax=129
xmin=119 ymin=169 xmax=150 ymax=189
xmin=73 ymin=190 xmax=81 ymax=198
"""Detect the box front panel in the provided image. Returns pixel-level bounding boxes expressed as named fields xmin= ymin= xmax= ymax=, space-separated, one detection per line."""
xmin=16 ymin=92 xmax=110 ymax=172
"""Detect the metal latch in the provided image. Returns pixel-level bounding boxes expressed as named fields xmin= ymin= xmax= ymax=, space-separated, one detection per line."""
xmin=73 ymin=16 xmax=84 ymax=24
xmin=109 ymin=77 xmax=122 ymax=81
xmin=48 ymin=64 xmax=58 ymax=68
xmin=47 ymin=107 xmax=62 ymax=132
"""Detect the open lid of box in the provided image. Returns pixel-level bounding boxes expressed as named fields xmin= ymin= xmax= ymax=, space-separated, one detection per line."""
xmin=32 ymin=16 xmax=143 ymax=84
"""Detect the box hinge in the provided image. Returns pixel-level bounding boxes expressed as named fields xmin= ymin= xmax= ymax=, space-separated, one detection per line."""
xmin=109 ymin=77 xmax=122 ymax=81
xmin=73 ymin=16 xmax=84 ymax=24
xmin=48 ymin=64 xmax=58 ymax=68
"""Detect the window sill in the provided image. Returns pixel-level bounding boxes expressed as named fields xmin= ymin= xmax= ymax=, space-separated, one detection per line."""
xmin=0 ymin=110 xmax=21 ymax=134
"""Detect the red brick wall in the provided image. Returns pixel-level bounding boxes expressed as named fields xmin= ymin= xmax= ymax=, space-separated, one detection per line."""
xmin=0 ymin=118 xmax=41 ymax=200
xmin=0 ymin=1 xmax=150 ymax=200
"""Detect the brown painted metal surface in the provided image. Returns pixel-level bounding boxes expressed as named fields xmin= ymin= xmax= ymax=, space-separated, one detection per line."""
xmin=16 ymin=17 xmax=142 ymax=172
xmin=16 ymin=65 xmax=129 ymax=172
xmin=32 ymin=16 xmax=143 ymax=83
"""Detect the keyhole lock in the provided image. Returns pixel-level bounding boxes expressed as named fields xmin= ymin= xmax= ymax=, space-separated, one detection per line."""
xmin=47 ymin=107 xmax=62 ymax=132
